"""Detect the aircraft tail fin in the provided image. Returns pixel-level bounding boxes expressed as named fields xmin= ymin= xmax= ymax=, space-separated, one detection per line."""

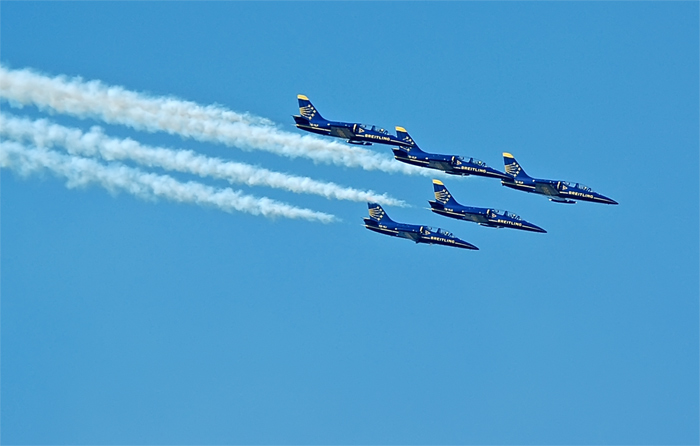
xmin=297 ymin=95 xmax=326 ymax=123
xmin=432 ymin=179 xmax=460 ymax=206
xmin=395 ymin=126 xmax=420 ymax=148
xmin=367 ymin=202 xmax=394 ymax=223
xmin=503 ymin=152 xmax=531 ymax=179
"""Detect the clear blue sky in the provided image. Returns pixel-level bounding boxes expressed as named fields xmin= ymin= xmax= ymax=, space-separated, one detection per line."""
xmin=1 ymin=2 xmax=698 ymax=444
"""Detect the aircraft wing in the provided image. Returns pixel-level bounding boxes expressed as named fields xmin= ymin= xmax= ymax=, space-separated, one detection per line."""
xmin=465 ymin=213 xmax=489 ymax=224
xmin=398 ymin=230 xmax=421 ymax=242
xmin=535 ymin=183 xmax=559 ymax=196
xmin=427 ymin=160 xmax=454 ymax=172
xmin=329 ymin=126 xmax=354 ymax=139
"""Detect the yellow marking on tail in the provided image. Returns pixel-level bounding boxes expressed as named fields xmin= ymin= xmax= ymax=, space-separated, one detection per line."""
xmin=432 ymin=179 xmax=444 ymax=185
xmin=395 ymin=126 xmax=407 ymax=132
xmin=435 ymin=190 xmax=451 ymax=204
xmin=297 ymin=94 xmax=309 ymax=100
xmin=505 ymin=164 xmax=520 ymax=175
xmin=503 ymin=152 xmax=514 ymax=158
xmin=369 ymin=207 xmax=384 ymax=220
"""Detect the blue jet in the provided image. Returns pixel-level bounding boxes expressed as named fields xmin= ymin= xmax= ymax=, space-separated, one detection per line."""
xmin=363 ymin=203 xmax=478 ymax=250
xmin=391 ymin=128 xmax=508 ymax=179
xmin=428 ymin=180 xmax=547 ymax=233
xmin=292 ymin=95 xmax=413 ymax=147
xmin=501 ymin=153 xmax=618 ymax=205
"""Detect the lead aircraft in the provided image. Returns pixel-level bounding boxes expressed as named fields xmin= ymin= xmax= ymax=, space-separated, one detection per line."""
xmin=391 ymin=128 xmax=508 ymax=179
xmin=292 ymin=95 xmax=413 ymax=147
xmin=428 ymin=180 xmax=546 ymax=233
xmin=501 ymin=153 xmax=618 ymax=204
xmin=363 ymin=203 xmax=478 ymax=250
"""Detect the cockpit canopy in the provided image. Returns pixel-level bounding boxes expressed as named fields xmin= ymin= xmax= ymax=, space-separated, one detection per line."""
xmin=421 ymin=226 xmax=454 ymax=237
xmin=359 ymin=124 xmax=388 ymax=135
xmin=489 ymin=209 xmax=521 ymax=220
xmin=436 ymin=228 xmax=453 ymax=237
xmin=562 ymin=181 xmax=592 ymax=192
xmin=452 ymin=156 xmax=487 ymax=167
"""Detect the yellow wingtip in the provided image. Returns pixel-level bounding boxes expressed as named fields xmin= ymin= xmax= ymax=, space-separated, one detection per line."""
xmin=432 ymin=179 xmax=444 ymax=185
xmin=297 ymin=94 xmax=309 ymax=100
xmin=395 ymin=126 xmax=407 ymax=132
xmin=503 ymin=152 xmax=514 ymax=158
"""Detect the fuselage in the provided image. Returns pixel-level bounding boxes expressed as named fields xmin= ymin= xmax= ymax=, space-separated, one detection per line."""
xmin=363 ymin=218 xmax=478 ymax=250
xmin=293 ymin=116 xmax=413 ymax=147
xmin=393 ymin=147 xmax=508 ymax=180
xmin=428 ymin=201 xmax=546 ymax=233
xmin=501 ymin=177 xmax=618 ymax=205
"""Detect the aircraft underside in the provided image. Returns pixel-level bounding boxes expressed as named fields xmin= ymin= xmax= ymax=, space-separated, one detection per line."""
xmin=294 ymin=124 xmax=330 ymax=136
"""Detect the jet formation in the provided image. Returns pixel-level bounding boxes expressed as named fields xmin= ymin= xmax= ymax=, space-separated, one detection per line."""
xmin=293 ymin=96 xmax=618 ymax=251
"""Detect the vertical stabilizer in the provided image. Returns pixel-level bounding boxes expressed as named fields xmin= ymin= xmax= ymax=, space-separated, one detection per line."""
xmin=503 ymin=152 xmax=531 ymax=179
xmin=432 ymin=180 xmax=460 ymax=206
xmin=395 ymin=126 xmax=420 ymax=149
xmin=367 ymin=202 xmax=393 ymax=223
xmin=297 ymin=95 xmax=326 ymax=123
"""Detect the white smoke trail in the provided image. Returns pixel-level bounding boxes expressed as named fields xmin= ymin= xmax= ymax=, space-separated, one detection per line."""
xmin=0 ymin=65 xmax=431 ymax=175
xmin=0 ymin=113 xmax=406 ymax=207
xmin=0 ymin=65 xmax=272 ymax=127
xmin=0 ymin=141 xmax=336 ymax=223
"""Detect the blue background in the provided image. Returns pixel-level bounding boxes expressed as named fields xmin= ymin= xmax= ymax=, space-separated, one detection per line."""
xmin=1 ymin=2 xmax=698 ymax=444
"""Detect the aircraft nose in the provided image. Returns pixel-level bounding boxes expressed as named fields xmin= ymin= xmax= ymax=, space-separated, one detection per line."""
xmin=528 ymin=224 xmax=547 ymax=233
xmin=458 ymin=239 xmax=479 ymax=250
xmin=488 ymin=168 xmax=510 ymax=180
xmin=600 ymin=196 xmax=619 ymax=205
